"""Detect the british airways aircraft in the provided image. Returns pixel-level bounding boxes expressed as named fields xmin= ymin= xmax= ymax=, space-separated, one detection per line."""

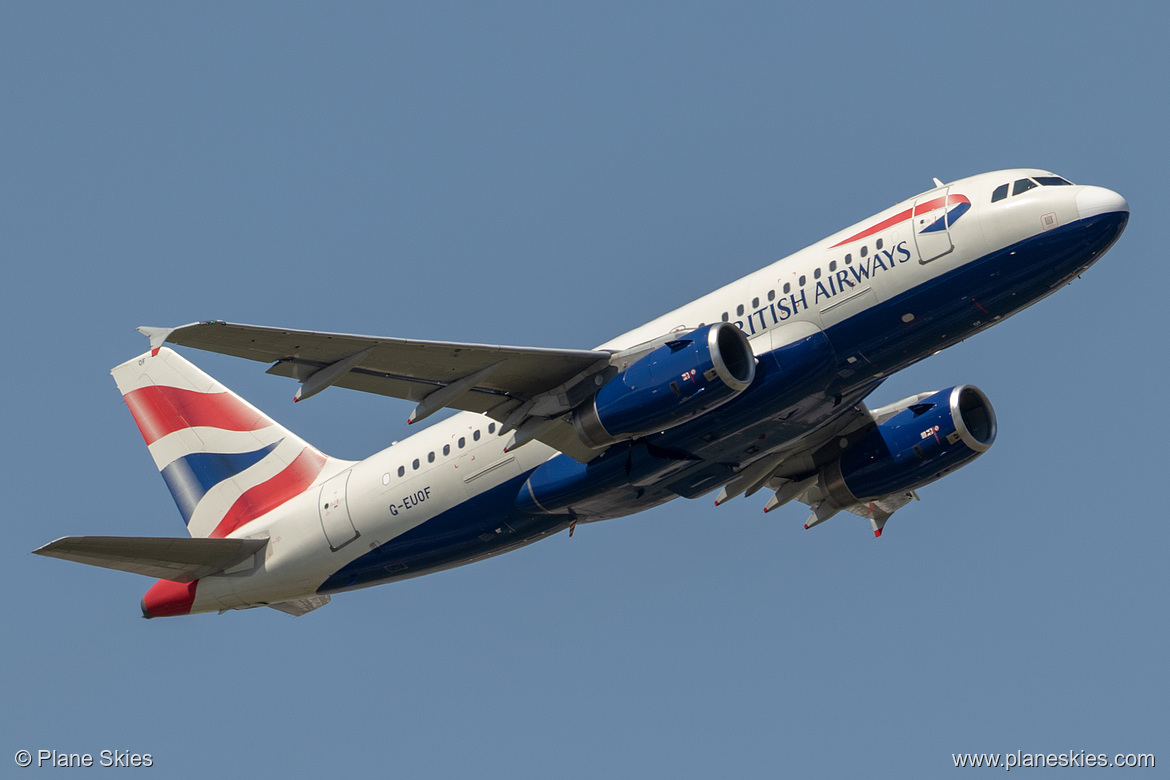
xmin=36 ymin=169 xmax=1128 ymax=618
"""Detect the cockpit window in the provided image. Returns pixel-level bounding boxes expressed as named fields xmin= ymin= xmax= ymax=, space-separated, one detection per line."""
xmin=1013 ymin=178 xmax=1038 ymax=196
xmin=991 ymin=183 xmax=1009 ymax=202
xmin=1034 ymin=176 xmax=1073 ymax=186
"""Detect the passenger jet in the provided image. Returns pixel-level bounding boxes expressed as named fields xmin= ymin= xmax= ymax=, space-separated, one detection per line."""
xmin=35 ymin=169 xmax=1129 ymax=618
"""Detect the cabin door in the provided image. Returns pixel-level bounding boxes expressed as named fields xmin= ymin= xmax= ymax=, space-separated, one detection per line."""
xmin=912 ymin=187 xmax=954 ymax=263
xmin=318 ymin=470 xmax=359 ymax=551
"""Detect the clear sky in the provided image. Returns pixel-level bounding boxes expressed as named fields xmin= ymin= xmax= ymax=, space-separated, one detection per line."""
xmin=2 ymin=2 xmax=1165 ymax=777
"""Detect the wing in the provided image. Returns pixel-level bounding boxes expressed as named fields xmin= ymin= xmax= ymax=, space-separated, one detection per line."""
xmin=140 ymin=321 xmax=615 ymax=461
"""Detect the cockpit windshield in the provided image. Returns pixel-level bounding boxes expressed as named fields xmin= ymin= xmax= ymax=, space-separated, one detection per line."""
xmin=991 ymin=174 xmax=1075 ymax=202
xmin=1013 ymin=178 xmax=1038 ymax=196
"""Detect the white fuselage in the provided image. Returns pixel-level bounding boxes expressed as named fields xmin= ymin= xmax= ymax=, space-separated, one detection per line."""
xmin=186 ymin=169 xmax=1126 ymax=613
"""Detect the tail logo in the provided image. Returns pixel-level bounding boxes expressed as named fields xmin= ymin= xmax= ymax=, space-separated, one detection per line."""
xmin=113 ymin=349 xmax=331 ymax=538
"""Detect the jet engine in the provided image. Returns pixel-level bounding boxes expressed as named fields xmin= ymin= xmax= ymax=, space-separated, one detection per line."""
xmin=571 ymin=322 xmax=756 ymax=448
xmin=816 ymin=385 xmax=997 ymax=509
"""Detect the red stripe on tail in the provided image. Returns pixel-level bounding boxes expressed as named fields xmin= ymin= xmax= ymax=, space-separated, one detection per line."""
xmin=123 ymin=386 xmax=270 ymax=446
xmin=209 ymin=448 xmax=328 ymax=538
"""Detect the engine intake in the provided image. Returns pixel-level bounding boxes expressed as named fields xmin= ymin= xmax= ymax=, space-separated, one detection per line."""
xmin=573 ymin=322 xmax=755 ymax=448
xmin=819 ymin=385 xmax=997 ymax=506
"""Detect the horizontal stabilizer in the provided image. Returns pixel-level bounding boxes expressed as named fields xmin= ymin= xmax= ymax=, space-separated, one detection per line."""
xmin=33 ymin=536 xmax=268 ymax=582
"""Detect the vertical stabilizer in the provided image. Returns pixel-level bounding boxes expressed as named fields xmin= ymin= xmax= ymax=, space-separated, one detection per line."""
xmin=111 ymin=348 xmax=350 ymax=538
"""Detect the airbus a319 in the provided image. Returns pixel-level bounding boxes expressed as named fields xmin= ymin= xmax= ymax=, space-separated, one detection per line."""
xmin=35 ymin=169 xmax=1128 ymax=618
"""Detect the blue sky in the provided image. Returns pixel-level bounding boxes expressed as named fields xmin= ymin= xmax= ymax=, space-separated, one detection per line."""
xmin=2 ymin=3 xmax=1165 ymax=776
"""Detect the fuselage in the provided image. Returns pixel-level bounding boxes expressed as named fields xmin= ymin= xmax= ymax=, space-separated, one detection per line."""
xmin=182 ymin=169 xmax=1129 ymax=614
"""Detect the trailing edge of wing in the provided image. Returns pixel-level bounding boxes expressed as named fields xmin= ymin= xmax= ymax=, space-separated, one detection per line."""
xmin=33 ymin=536 xmax=268 ymax=582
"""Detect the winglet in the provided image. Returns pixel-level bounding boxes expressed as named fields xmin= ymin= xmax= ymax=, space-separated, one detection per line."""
xmin=138 ymin=322 xmax=226 ymax=356
xmin=136 ymin=325 xmax=178 ymax=356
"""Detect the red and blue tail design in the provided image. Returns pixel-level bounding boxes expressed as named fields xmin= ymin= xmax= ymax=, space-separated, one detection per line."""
xmin=112 ymin=348 xmax=347 ymax=538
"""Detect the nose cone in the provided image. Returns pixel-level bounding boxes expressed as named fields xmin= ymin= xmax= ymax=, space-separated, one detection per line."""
xmin=1077 ymin=186 xmax=1129 ymax=220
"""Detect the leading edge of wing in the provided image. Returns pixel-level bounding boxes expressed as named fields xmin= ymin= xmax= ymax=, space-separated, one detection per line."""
xmin=143 ymin=321 xmax=609 ymax=366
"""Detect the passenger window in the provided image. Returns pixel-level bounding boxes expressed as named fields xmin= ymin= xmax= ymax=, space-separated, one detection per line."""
xmin=458 ymin=437 xmax=466 ymax=448
xmin=1035 ymin=176 xmax=1073 ymax=186
xmin=1013 ymin=178 xmax=1038 ymax=196
xmin=427 ymin=451 xmax=435 ymax=463
xmin=799 ymin=275 xmax=806 ymax=286
xmin=736 ymin=304 xmax=744 ymax=316
xmin=473 ymin=430 xmax=481 ymax=441
xmin=783 ymin=282 xmax=791 ymax=294
xmin=829 ymin=260 xmax=837 ymax=272
xmin=991 ymin=183 xmax=1009 ymax=202
xmin=721 ymin=312 xmax=729 ymax=322
xmin=443 ymin=444 xmax=450 ymax=456
xmin=751 ymin=297 xmax=759 ymax=308
xmin=412 ymin=459 xmax=420 ymax=470
xmin=876 ymin=238 xmax=883 ymax=250
xmin=397 ymin=466 xmax=405 ymax=477
xmin=488 ymin=422 xmax=496 ymax=434
xmin=845 ymin=253 xmax=852 ymax=265
xmin=861 ymin=246 xmax=868 ymax=257
xmin=767 ymin=290 xmax=775 ymax=302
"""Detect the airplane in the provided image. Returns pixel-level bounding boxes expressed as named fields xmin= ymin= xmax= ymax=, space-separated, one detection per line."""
xmin=34 ymin=169 xmax=1128 ymax=618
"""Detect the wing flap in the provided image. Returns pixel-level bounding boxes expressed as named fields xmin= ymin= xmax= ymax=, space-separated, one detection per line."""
xmin=33 ymin=536 xmax=268 ymax=582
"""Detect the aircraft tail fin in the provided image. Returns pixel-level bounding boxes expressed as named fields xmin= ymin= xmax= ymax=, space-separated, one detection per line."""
xmin=111 ymin=348 xmax=348 ymax=538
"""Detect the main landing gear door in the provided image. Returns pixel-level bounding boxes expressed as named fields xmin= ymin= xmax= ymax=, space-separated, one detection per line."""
xmin=912 ymin=187 xmax=955 ymax=263
xmin=319 ymin=470 xmax=359 ymax=551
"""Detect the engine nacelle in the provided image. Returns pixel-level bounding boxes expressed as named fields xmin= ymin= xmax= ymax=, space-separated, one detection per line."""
xmin=572 ymin=322 xmax=755 ymax=448
xmin=817 ymin=385 xmax=997 ymax=506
